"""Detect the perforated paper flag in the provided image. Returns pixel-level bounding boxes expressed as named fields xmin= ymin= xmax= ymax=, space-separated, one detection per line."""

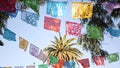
xmin=4 ymin=66 xmax=12 ymax=68
xmin=15 ymin=66 xmax=23 ymax=68
xmin=19 ymin=37 xmax=28 ymax=51
xmin=66 ymin=21 xmax=81 ymax=36
xmin=38 ymin=64 xmax=48 ymax=68
xmin=29 ymin=44 xmax=39 ymax=57
xmin=78 ymin=58 xmax=90 ymax=68
xmin=3 ymin=28 xmax=16 ymax=41
xmin=107 ymin=53 xmax=119 ymax=63
xmin=92 ymin=56 xmax=104 ymax=66
xmin=47 ymin=1 xmax=67 ymax=17
xmin=72 ymin=2 xmax=93 ymax=19
xmin=26 ymin=65 xmax=35 ymax=68
xmin=21 ymin=11 xmax=39 ymax=27
xmin=64 ymin=61 xmax=75 ymax=68
xmin=37 ymin=49 xmax=48 ymax=62
xmin=87 ymin=25 xmax=102 ymax=39
xmin=24 ymin=0 xmax=40 ymax=14
xmin=102 ymin=2 xmax=120 ymax=14
xmin=44 ymin=16 xmax=61 ymax=32
xmin=0 ymin=0 xmax=16 ymax=13
xmin=106 ymin=28 xmax=120 ymax=37
xmin=49 ymin=55 xmax=58 ymax=64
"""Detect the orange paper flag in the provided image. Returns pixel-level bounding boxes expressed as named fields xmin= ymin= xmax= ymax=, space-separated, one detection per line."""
xmin=19 ymin=37 xmax=28 ymax=51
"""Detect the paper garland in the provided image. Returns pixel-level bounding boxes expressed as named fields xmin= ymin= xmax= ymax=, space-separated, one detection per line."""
xmin=19 ymin=37 xmax=28 ymax=51
xmin=38 ymin=64 xmax=48 ymax=68
xmin=107 ymin=53 xmax=119 ymax=63
xmin=87 ymin=25 xmax=102 ymax=39
xmin=92 ymin=56 xmax=104 ymax=66
xmin=44 ymin=16 xmax=61 ymax=32
xmin=106 ymin=28 xmax=120 ymax=37
xmin=66 ymin=21 xmax=81 ymax=36
xmin=3 ymin=28 xmax=16 ymax=41
xmin=21 ymin=11 xmax=39 ymax=27
xmin=102 ymin=2 xmax=120 ymax=14
xmin=47 ymin=1 xmax=67 ymax=17
xmin=72 ymin=2 xmax=93 ymax=19
xmin=29 ymin=44 xmax=39 ymax=57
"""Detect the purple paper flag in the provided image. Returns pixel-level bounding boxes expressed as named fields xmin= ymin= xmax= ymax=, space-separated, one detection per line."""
xmin=29 ymin=44 xmax=39 ymax=57
xmin=102 ymin=2 xmax=120 ymax=14
xmin=15 ymin=66 xmax=23 ymax=68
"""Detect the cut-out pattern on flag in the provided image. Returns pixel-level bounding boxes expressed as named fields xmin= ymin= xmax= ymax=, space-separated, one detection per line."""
xmin=24 ymin=0 xmax=40 ymax=14
xmin=107 ymin=53 xmax=119 ymax=63
xmin=15 ymin=66 xmax=23 ymax=68
xmin=106 ymin=28 xmax=120 ymax=37
xmin=3 ymin=28 xmax=16 ymax=41
xmin=64 ymin=61 xmax=75 ymax=68
xmin=92 ymin=56 xmax=104 ymax=66
xmin=29 ymin=44 xmax=39 ymax=57
xmin=0 ymin=0 xmax=16 ymax=13
xmin=21 ymin=11 xmax=39 ymax=27
xmin=72 ymin=2 xmax=93 ymax=19
xmin=19 ymin=37 xmax=28 ymax=51
xmin=102 ymin=2 xmax=120 ymax=14
xmin=38 ymin=64 xmax=48 ymax=68
xmin=78 ymin=58 xmax=90 ymax=68
xmin=49 ymin=55 xmax=58 ymax=64
xmin=87 ymin=25 xmax=102 ymax=39
xmin=37 ymin=49 xmax=48 ymax=62
xmin=44 ymin=16 xmax=61 ymax=32
xmin=47 ymin=1 xmax=67 ymax=17
xmin=66 ymin=21 xmax=81 ymax=36
xmin=26 ymin=65 xmax=35 ymax=68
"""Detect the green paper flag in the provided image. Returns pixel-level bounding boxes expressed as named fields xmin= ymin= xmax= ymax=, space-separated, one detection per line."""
xmin=107 ymin=53 xmax=119 ymax=63
xmin=24 ymin=0 xmax=40 ymax=14
xmin=38 ymin=64 xmax=48 ymax=68
xmin=87 ymin=25 xmax=102 ymax=39
xmin=49 ymin=55 xmax=58 ymax=64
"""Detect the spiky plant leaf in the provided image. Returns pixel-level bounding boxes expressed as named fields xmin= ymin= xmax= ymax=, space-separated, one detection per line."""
xmin=44 ymin=33 xmax=83 ymax=62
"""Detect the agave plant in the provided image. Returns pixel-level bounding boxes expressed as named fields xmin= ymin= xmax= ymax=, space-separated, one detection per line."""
xmin=44 ymin=33 xmax=83 ymax=62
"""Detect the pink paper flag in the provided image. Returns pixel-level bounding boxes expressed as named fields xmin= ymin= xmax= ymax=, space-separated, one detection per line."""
xmin=92 ymin=56 xmax=104 ymax=66
xmin=66 ymin=21 xmax=81 ymax=36
xmin=78 ymin=58 xmax=90 ymax=68
xmin=37 ymin=49 xmax=48 ymax=62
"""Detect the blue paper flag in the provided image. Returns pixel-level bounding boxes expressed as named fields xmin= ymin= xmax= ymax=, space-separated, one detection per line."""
xmin=47 ymin=1 xmax=67 ymax=17
xmin=64 ymin=61 xmax=75 ymax=68
xmin=3 ymin=28 xmax=16 ymax=41
xmin=21 ymin=11 xmax=39 ymax=27
xmin=106 ymin=28 xmax=120 ymax=37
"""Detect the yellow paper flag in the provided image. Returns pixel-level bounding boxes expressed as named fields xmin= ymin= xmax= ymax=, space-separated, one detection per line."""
xmin=19 ymin=37 xmax=28 ymax=51
xmin=72 ymin=2 xmax=93 ymax=19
